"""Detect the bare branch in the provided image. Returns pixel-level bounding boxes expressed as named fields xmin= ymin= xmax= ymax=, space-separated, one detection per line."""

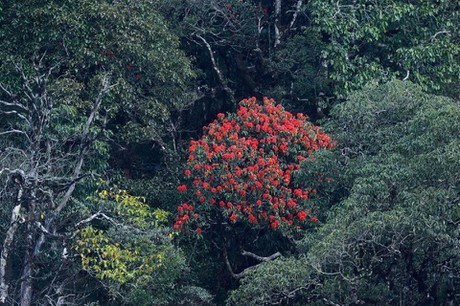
xmin=1 ymin=110 xmax=30 ymax=124
xmin=431 ymin=30 xmax=451 ymax=41
xmin=241 ymin=250 xmax=282 ymax=262
xmin=195 ymin=34 xmax=234 ymax=101
xmin=223 ymin=247 xmax=245 ymax=279
xmin=54 ymin=74 xmax=114 ymax=215
xmin=0 ymin=168 xmax=26 ymax=178
xmin=73 ymin=212 xmax=115 ymax=228
xmin=403 ymin=70 xmax=410 ymax=81
xmin=290 ymin=0 xmax=304 ymax=29
xmin=0 ymin=99 xmax=29 ymax=112
xmin=0 ymin=129 xmax=31 ymax=143
xmin=224 ymin=248 xmax=282 ymax=280
xmin=0 ymin=83 xmax=14 ymax=97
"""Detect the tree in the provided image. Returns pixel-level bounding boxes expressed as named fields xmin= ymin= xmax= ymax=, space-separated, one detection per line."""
xmin=160 ymin=0 xmax=459 ymax=120
xmin=0 ymin=0 xmax=196 ymax=175
xmin=0 ymin=1 xmax=195 ymax=304
xmin=159 ymin=0 xmax=331 ymax=120
xmin=310 ymin=0 xmax=460 ymax=98
xmin=227 ymin=81 xmax=460 ymax=305
xmin=0 ymin=64 xmax=114 ymax=305
xmin=174 ymin=97 xmax=334 ymax=232
xmin=174 ymin=97 xmax=334 ymax=280
xmin=1 ymin=0 xmax=458 ymax=304
xmin=73 ymin=187 xmax=212 ymax=305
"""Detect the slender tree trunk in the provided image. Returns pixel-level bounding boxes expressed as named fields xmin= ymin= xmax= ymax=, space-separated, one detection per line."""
xmin=20 ymin=170 xmax=37 ymax=306
xmin=0 ymin=222 xmax=18 ymax=304
xmin=274 ymin=0 xmax=282 ymax=47
xmin=19 ymin=258 xmax=33 ymax=306
xmin=20 ymin=210 xmax=35 ymax=306
xmin=195 ymin=34 xmax=235 ymax=102
xmin=0 ymin=183 xmax=23 ymax=304
xmin=20 ymin=203 xmax=35 ymax=306
xmin=289 ymin=0 xmax=303 ymax=29
xmin=0 ymin=204 xmax=22 ymax=304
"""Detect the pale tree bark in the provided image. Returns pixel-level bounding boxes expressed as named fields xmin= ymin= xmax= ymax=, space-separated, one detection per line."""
xmin=241 ymin=250 xmax=282 ymax=262
xmin=20 ymin=169 xmax=39 ymax=306
xmin=223 ymin=247 xmax=282 ymax=280
xmin=274 ymin=0 xmax=282 ymax=47
xmin=195 ymin=34 xmax=235 ymax=102
xmin=0 ymin=184 xmax=24 ymax=304
xmin=289 ymin=0 xmax=303 ymax=29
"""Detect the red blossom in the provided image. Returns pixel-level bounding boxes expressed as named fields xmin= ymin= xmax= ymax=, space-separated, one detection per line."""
xmin=174 ymin=97 xmax=334 ymax=233
xmin=297 ymin=210 xmax=307 ymax=221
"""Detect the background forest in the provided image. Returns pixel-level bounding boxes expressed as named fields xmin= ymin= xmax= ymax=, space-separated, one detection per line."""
xmin=0 ymin=1 xmax=458 ymax=305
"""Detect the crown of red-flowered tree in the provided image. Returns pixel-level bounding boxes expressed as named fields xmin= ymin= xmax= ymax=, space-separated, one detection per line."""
xmin=174 ymin=97 xmax=334 ymax=234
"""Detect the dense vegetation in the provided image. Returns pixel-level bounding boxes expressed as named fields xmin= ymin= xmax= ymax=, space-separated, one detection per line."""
xmin=0 ymin=1 xmax=458 ymax=305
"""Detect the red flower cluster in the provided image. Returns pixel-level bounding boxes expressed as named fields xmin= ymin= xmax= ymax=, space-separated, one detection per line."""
xmin=174 ymin=97 xmax=334 ymax=234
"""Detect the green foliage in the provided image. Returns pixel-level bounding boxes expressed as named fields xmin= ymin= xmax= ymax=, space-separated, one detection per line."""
xmin=0 ymin=1 xmax=198 ymax=304
xmin=226 ymin=256 xmax=311 ymax=305
xmin=1 ymin=0 xmax=459 ymax=304
xmin=266 ymin=31 xmax=333 ymax=113
xmin=228 ymin=81 xmax=459 ymax=305
xmin=310 ymin=0 xmax=460 ymax=97
xmin=0 ymin=0 xmax=194 ymax=145
xmin=158 ymin=0 xmax=336 ymax=119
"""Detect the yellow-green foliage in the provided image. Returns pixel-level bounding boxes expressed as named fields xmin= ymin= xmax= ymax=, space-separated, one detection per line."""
xmin=75 ymin=226 xmax=165 ymax=284
xmin=75 ymin=189 xmax=171 ymax=285
xmin=96 ymin=188 xmax=169 ymax=228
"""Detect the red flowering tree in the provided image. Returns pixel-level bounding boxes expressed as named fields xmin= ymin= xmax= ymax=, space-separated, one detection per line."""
xmin=174 ymin=97 xmax=334 ymax=235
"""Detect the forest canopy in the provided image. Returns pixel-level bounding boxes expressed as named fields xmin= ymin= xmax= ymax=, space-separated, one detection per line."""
xmin=0 ymin=1 xmax=458 ymax=305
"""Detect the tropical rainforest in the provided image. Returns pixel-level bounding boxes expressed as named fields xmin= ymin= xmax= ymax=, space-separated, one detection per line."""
xmin=0 ymin=1 xmax=458 ymax=305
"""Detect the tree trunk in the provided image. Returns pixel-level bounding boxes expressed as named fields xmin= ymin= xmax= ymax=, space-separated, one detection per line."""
xmin=0 ymin=184 xmax=24 ymax=305
xmin=274 ymin=0 xmax=282 ymax=47
xmin=0 ymin=206 xmax=21 ymax=304
xmin=20 ymin=178 xmax=37 ymax=306
xmin=19 ymin=259 xmax=33 ymax=306
xmin=19 ymin=222 xmax=34 ymax=306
